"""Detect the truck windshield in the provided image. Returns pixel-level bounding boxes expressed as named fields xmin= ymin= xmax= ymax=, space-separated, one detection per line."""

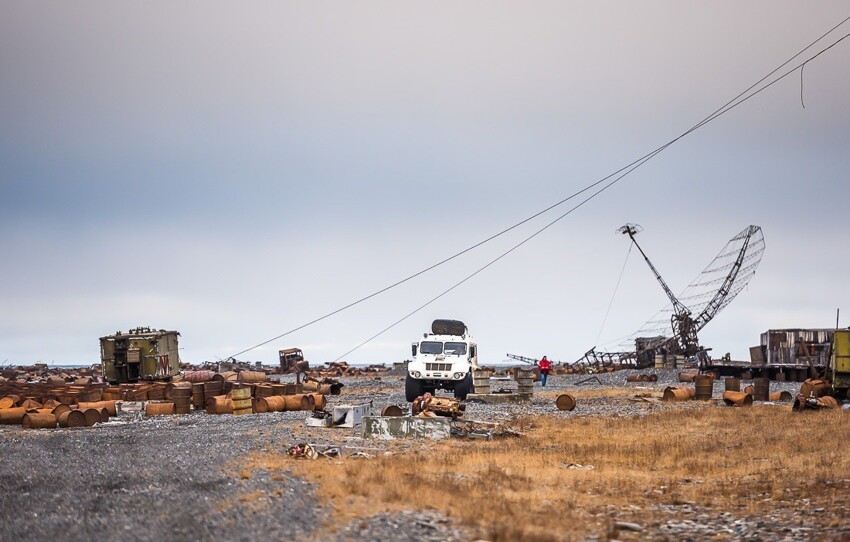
xmin=444 ymin=342 xmax=467 ymax=355
xmin=420 ymin=341 xmax=443 ymax=355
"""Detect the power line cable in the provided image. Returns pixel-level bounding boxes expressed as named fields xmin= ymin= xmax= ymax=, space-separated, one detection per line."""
xmin=227 ymin=17 xmax=850 ymax=360
xmin=333 ymin=28 xmax=850 ymax=360
xmin=595 ymin=243 xmax=633 ymax=346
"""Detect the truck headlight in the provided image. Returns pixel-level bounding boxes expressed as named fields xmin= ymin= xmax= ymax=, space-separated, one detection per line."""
xmin=412 ymin=371 xmax=421 ymax=378
xmin=454 ymin=372 xmax=464 ymax=379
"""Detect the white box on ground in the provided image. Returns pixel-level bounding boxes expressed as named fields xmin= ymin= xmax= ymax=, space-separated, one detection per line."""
xmin=332 ymin=403 xmax=372 ymax=427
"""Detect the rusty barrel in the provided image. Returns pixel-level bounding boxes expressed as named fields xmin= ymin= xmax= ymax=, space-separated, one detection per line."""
xmin=192 ymin=383 xmax=206 ymax=409
xmin=271 ymin=383 xmax=288 ymax=396
xmin=381 ymin=405 xmax=404 ymax=416
xmin=769 ymin=391 xmax=793 ymax=402
xmin=203 ymin=381 xmax=223 ymax=398
xmin=516 ymin=369 xmax=534 ymax=395
xmin=184 ymin=370 xmax=215 ymax=383
xmin=77 ymin=400 xmax=117 ymax=417
xmin=799 ymin=379 xmax=831 ymax=399
xmin=22 ymin=413 xmax=57 ymax=429
xmin=819 ymin=396 xmax=839 ymax=409
xmin=52 ymin=404 xmax=72 ymax=418
xmin=206 ymin=396 xmax=233 ymax=415
xmin=694 ymin=375 xmax=714 ymax=401
xmin=752 ymin=377 xmax=770 ymax=401
xmin=555 ymin=394 xmax=576 ymax=411
xmin=0 ymin=394 xmax=22 ymax=408
xmin=722 ymin=391 xmax=753 ymax=407
xmin=678 ymin=372 xmax=698 ymax=383
xmin=662 ymin=386 xmax=695 ymax=402
xmin=743 ymin=385 xmax=754 ymax=395
xmin=58 ymin=410 xmax=86 ymax=427
xmin=19 ymin=398 xmax=42 ymax=410
xmin=212 ymin=371 xmax=237 ymax=383
xmin=238 ymin=371 xmax=266 ymax=383
xmin=82 ymin=408 xmax=101 ymax=426
xmin=230 ymin=386 xmax=252 ymax=415
xmin=171 ymin=383 xmax=192 ymax=414
xmin=254 ymin=384 xmax=274 ymax=398
xmin=309 ymin=393 xmax=327 ymax=411
xmin=283 ymin=394 xmax=310 ymax=411
xmin=78 ymin=389 xmax=102 ymax=402
xmin=724 ymin=377 xmax=741 ymax=392
xmin=255 ymin=395 xmax=286 ymax=413
xmin=626 ymin=374 xmax=641 ymax=383
xmin=145 ymin=402 xmax=175 ymax=416
xmin=0 ymin=407 xmax=28 ymax=424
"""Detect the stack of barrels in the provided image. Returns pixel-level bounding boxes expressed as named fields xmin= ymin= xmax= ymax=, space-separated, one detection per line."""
xmin=230 ymin=386 xmax=252 ymax=416
xmin=516 ymin=369 xmax=534 ymax=396
xmin=0 ymin=395 xmax=118 ymax=429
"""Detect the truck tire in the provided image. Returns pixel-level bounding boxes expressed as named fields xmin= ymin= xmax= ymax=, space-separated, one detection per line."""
xmin=453 ymin=372 xmax=472 ymax=400
xmin=405 ymin=374 xmax=423 ymax=402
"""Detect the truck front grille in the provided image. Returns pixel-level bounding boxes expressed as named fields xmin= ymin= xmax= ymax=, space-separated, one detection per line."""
xmin=426 ymin=363 xmax=451 ymax=372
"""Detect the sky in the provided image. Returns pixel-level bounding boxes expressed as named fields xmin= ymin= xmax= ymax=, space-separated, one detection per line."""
xmin=2 ymin=2 xmax=849 ymax=366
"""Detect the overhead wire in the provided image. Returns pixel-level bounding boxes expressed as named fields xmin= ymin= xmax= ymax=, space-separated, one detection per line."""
xmin=595 ymin=243 xmax=633 ymax=346
xmin=333 ymin=25 xmax=850 ymax=361
xmin=227 ymin=16 xmax=850 ymax=360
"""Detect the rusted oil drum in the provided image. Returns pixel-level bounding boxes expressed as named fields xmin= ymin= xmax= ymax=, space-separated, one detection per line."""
xmin=206 ymin=396 xmax=233 ymax=415
xmin=752 ymin=377 xmax=770 ymax=401
xmin=96 ymin=407 xmax=110 ymax=422
xmin=203 ymin=381 xmax=223 ymax=397
xmin=555 ymin=394 xmax=576 ymax=411
xmin=0 ymin=407 xmax=28 ymax=424
xmin=22 ymin=413 xmax=57 ymax=429
xmin=799 ymin=379 xmax=831 ymax=399
xmin=102 ymin=388 xmax=123 ymax=401
xmin=19 ymin=398 xmax=42 ymax=410
xmin=145 ymin=402 xmax=175 ymax=416
xmin=212 ymin=371 xmax=237 ymax=383
xmin=722 ymin=391 xmax=753 ymax=407
xmin=694 ymin=375 xmax=714 ymax=401
xmin=381 ymin=405 xmax=404 ymax=417
xmin=82 ymin=408 xmax=101 ymax=426
xmin=0 ymin=394 xmax=22 ymax=408
xmin=52 ymin=404 xmax=72 ymax=418
xmin=662 ymin=387 xmax=695 ymax=402
xmin=78 ymin=389 xmax=102 ymax=402
xmin=46 ymin=376 xmax=66 ymax=386
xmin=271 ymin=384 xmax=287 ymax=396
xmin=769 ymin=391 xmax=793 ymax=402
xmin=819 ymin=396 xmax=839 ymax=409
xmin=77 ymin=401 xmax=117 ymax=417
xmin=283 ymin=394 xmax=310 ymax=411
xmin=184 ymin=370 xmax=215 ymax=383
xmin=743 ymin=385 xmax=754 ymax=395
xmin=173 ymin=398 xmax=192 ymax=415
xmin=192 ymin=383 xmax=206 ymax=407
xmin=724 ymin=377 xmax=741 ymax=393
xmin=626 ymin=374 xmax=641 ymax=383
xmin=646 ymin=374 xmax=658 ymax=382
xmin=42 ymin=398 xmax=60 ymax=409
xmin=58 ymin=410 xmax=86 ymax=427
xmin=255 ymin=395 xmax=286 ymax=413
xmin=238 ymin=371 xmax=266 ymax=383
xmin=254 ymin=384 xmax=274 ymax=398
xmin=310 ymin=393 xmax=327 ymax=411
xmin=231 ymin=386 xmax=253 ymax=414
xmin=147 ymin=385 xmax=166 ymax=400
xmin=678 ymin=372 xmax=698 ymax=383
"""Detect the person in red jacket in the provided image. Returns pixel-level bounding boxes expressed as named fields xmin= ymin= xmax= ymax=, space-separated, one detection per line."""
xmin=538 ymin=356 xmax=552 ymax=387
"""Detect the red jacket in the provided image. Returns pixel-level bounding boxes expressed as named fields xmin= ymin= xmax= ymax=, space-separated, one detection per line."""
xmin=539 ymin=358 xmax=552 ymax=373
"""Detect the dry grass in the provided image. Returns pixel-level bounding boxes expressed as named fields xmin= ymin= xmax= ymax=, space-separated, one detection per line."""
xmin=242 ymin=407 xmax=850 ymax=541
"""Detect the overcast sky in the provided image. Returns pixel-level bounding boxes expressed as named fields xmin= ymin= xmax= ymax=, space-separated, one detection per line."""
xmin=2 ymin=2 xmax=849 ymax=366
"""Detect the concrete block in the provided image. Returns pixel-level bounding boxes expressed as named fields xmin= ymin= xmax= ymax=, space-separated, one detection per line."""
xmin=362 ymin=416 xmax=451 ymax=440
xmin=332 ymin=403 xmax=371 ymax=427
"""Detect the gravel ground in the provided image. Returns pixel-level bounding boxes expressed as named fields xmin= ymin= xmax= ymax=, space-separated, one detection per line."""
xmin=0 ymin=369 xmax=835 ymax=542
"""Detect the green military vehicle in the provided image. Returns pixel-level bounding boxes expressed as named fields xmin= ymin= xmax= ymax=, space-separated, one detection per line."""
xmin=100 ymin=326 xmax=180 ymax=383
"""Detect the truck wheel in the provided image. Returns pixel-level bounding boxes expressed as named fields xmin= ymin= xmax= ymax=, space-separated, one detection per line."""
xmin=454 ymin=372 xmax=472 ymax=400
xmin=405 ymin=374 xmax=423 ymax=402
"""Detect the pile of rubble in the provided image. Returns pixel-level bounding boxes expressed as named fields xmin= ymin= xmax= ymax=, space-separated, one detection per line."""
xmin=305 ymin=361 xmax=390 ymax=378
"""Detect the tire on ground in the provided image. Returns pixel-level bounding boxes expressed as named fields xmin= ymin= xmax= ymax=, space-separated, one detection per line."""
xmin=453 ymin=372 xmax=472 ymax=400
xmin=405 ymin=374 xmax=424 ymax=402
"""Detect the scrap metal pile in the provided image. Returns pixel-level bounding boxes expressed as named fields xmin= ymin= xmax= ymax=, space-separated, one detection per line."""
xmin=305 ymin=361 xmax=390 ymax=378
xmin=410 ymin=393 xmax=465 ymax=419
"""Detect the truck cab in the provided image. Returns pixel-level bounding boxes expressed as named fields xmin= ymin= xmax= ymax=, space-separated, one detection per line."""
xmin=406 ymin=319 xmax=478 ymax=401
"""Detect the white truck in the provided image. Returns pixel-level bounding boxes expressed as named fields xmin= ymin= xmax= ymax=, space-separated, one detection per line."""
xmin=406 ymin=319 xmax=478 ymax=401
